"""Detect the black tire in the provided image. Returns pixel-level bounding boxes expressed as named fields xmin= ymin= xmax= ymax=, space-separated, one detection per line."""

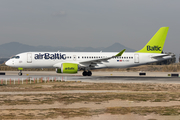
xmin=82 ymin=71 xmax=87 ymax=76
xmin=18 ymin=72 xmax=22 ymax=76
xmin=87 ymin=71 xmax=92 ymax=76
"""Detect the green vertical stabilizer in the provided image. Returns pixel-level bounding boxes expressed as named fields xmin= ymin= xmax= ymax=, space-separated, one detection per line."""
xmin=136 ymin=27 xmax=169 ymax=53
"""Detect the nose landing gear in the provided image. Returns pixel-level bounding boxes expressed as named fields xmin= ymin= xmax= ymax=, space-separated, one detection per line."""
xmin=18 ymin=71 xmax=22 ymax=76
xmin=18 ymin=68 xmax=23 ymax=76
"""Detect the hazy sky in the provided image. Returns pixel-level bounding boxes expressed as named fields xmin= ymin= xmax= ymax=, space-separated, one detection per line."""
xmin=0 ymin=0 xmax=180 ymax=54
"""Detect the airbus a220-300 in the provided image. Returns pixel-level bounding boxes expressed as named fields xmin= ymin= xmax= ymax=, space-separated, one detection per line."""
xmin=5 ymin=27 xmax=172 ymax=76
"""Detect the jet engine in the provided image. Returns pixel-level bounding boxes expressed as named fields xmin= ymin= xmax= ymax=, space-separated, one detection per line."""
xmin=56 ymin=63 xmax=78 ymax=73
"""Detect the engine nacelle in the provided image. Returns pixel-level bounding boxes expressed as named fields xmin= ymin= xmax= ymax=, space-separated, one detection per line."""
xmin=56 ymin=63 xmax=78 ymax=73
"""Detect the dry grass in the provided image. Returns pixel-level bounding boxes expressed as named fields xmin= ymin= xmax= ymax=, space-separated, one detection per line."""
xmin=1 ymin=82 xmax=180 ymax=119
xmin=1 ymin=82 xmax=180 ymax=92
xmin=1 ymin=106 xmax=180 ymax=119
xmin=0 ymin=108 xmax=104 ymax=119
xmin=1 ymin=92 xmax=180 ymax=106
xmin=106 ymin=106 xmax=180 ymax=116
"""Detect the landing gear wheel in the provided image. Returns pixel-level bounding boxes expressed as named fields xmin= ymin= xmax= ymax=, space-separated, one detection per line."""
xmin=82 ymin=71 xmax=87 ymax=76
xmin=87 ymin=71 xmax=92 ymax=76
xmin=18 ymin=70 xmax=22 ymax=76
xmin=18 ymin=72 xmax=22 ymax=76
xmin=82 ymin=71 xmax=92 ymax=76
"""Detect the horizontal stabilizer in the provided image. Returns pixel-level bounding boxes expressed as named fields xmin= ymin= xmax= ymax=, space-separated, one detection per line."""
xmin=151 ymin=54 xmax=172 ymax=59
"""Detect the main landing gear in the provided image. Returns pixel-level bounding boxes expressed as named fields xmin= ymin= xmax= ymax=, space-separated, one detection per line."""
xmin=18 ymin=70 xmax=22 ymax=76
xmin=82 ymin=71 xmax=92 ymax=76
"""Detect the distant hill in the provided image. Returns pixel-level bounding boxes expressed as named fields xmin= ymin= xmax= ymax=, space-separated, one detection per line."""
xmin=102 ymin=42 xmax=135 ymax=52
xmin=0 ymin=42 xmax=136 ymax=57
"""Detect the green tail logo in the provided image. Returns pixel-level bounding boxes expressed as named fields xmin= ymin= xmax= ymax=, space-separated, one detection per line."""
xmin=147 ymin=45 xmax=161 ymax=51
xmin=136 ymin=27 xmax=169 ymax=53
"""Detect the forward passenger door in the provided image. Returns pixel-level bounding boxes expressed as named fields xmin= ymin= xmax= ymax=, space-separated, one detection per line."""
xmin=27 ymin=53 xmax=32 ymax=63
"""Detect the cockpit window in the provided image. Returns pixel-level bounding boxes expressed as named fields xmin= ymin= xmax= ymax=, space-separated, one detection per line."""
xmin=11 ymin=56 xmax=15 ymax=59
xmin=11 ymin=56 xmax=20 ymax=59
xmin=16 ymin=56 xmax=20 ymax=59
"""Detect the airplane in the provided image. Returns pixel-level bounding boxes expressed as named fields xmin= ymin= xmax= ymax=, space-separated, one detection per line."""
xmin=5 ymin=27 xmax=172 ymax=76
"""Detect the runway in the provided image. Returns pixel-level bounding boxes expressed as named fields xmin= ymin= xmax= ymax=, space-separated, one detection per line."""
xmin=0 ymin=71 xmax=180 ymax=84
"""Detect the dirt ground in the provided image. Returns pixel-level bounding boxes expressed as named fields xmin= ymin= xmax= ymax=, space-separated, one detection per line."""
xmin=1 ymin=82 xmax=180 ymax=120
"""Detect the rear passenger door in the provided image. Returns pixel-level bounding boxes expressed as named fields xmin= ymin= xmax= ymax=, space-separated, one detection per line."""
xmin=134 ymin=54 xmax=139 ymax=63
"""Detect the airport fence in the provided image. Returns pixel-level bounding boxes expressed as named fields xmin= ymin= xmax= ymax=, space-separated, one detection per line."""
xmin=0 ymin=77 xmax=67 ymax=85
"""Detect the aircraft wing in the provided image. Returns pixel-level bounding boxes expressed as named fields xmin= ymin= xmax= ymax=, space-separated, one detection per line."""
xmin=79 ymin=49 xmax=125 ymax=67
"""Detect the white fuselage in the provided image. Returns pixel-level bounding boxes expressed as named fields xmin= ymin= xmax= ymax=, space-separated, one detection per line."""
xmin=5 ymin=52 xmax=171 ymax=69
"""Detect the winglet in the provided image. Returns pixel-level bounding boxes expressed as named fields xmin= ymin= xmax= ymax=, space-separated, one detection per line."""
xmin=115 ymin=49 xmax=126 ymax=56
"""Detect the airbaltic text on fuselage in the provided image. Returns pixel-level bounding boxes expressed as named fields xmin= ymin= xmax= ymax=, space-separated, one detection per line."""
xmin=34 ymin=53 xmax=66 ymax=60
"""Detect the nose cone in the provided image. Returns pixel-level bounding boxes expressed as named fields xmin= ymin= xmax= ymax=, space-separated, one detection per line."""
xmin=5 ymin=60 xmax=11 ymax=66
